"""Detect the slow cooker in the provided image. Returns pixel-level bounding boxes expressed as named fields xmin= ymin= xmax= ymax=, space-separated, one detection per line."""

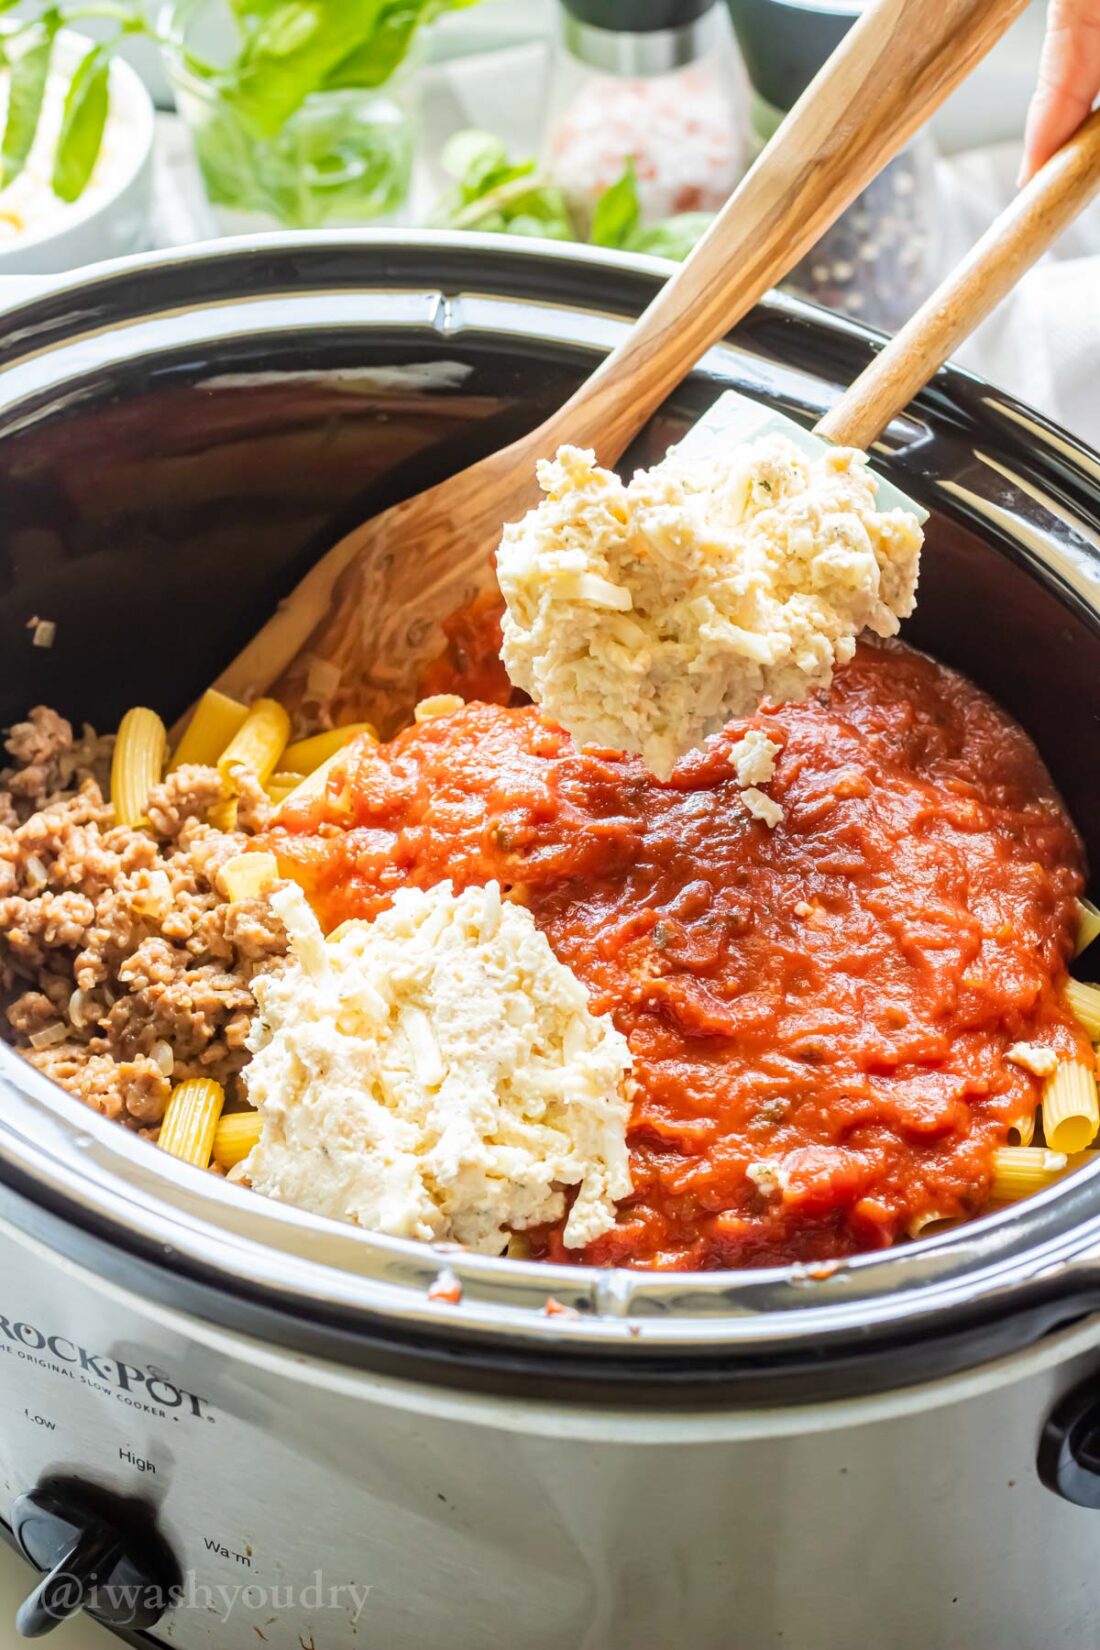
xmin=2 ymin=234 xmax=1100 ymax=1650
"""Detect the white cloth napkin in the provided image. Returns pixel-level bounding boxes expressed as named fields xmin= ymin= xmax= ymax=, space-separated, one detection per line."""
xmin=938 ymin=142 xmax=1100 ymax=450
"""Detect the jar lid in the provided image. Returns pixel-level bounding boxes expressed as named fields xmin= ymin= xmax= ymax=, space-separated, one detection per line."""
xmin=560 ymin=0 xmax=715 ymax=30
xmin=726 ymin=0 xmax=860 ymax=111
xmin=560 ymin=0 xmax=718 ymax=73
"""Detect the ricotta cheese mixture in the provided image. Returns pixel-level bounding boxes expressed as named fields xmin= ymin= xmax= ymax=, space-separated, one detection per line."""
xmin=243 ymin=880 xmax=634 ymax=1253
xmin=730 ymin=727 xmax=784 ymax=826
xmin=1006 ymin=1041 xmax=1059 ymax=1078
xmin=497 ymin=435 xmax=924 ymax=781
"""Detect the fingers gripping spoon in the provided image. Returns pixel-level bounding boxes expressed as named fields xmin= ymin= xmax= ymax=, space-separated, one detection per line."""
xmin=207 ymin=0 xmax=1033 ymax=736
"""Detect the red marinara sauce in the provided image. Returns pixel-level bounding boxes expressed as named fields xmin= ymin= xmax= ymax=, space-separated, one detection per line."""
xmin=264 ymin=639 xmax=1089 ymax=1270
xmin=417 ymin=590 xmax=516 ymax=708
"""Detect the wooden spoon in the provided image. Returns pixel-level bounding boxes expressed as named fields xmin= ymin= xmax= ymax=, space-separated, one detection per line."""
xmin=208 ymin=0 xmax=1032 ymax=735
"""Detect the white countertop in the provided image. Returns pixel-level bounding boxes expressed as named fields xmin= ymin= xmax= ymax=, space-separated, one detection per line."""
xmin=0 ymin=1540 xmax=115 ymax=1645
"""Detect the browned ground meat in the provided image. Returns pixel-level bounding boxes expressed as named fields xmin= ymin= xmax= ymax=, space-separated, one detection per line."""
xmin=0 ymin=708 xmax=287 ymax=1129
xmin=146 ymin=764 xmax=225 ymax=839
xmin=234 ymin=769 xmax=274 ymax=835
xmin=3 ymin=706 xmax=111 ymax=808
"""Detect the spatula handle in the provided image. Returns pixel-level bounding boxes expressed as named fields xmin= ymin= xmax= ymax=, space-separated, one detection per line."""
xmin=815 ymin=106 xmax=1100 ymax=450
xmin=534 ymin=0 xmax=1032 ymax=465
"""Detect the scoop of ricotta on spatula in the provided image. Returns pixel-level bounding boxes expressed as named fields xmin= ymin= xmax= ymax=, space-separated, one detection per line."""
xmin=497 ymin=394 xmax=925 ymax=784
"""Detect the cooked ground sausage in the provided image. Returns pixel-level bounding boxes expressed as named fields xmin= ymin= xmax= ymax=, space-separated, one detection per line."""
xmin=0 ymin=708 xmax=287 ymax=1130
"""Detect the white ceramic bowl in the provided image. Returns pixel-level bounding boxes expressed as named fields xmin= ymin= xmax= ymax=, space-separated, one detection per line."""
xmin=0 ymin=29 xmax=155 ymax=275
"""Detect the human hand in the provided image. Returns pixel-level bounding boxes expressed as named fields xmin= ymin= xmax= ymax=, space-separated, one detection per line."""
xmin=1021 ymin=0 xmax=1100 ymax=182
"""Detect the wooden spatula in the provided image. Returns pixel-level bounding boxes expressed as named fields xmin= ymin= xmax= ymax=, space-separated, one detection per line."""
xmin=208 ymin=0 xmax=1033 ymax=735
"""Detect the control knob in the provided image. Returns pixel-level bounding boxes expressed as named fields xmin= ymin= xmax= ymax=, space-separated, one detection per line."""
xmin=12 ymin=1478 xmax=179 ymax=1638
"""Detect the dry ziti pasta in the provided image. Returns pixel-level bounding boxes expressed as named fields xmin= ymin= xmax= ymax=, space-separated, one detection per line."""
xmin=218 ymin=698 xmax=291 ymax=787
xmin=158 ymin=1079 xmax=226 ymax=1169
xmin=990 ymin=1147 xmax=1069 ymax=1200
xmin=274 ymin=748 xmax=357 ymax=817
xmin=110 ymin=707 xmax=167 ymax=826
xmin=3 ymin=631 xmax=1100 ymax=1269
xmin=264 ymin=772 xmax=308 ymax=803
xmin=1042 ymin=1059 xmax=1100 ymax=1155
xmin=282 ymin=722 xmax=376 ymax=774
xmin=1066 ymin=978 xmax=1100 ymax=1040
xmin=990 ymin=1146 xmax=1099 ymax=1202
xmin=1077 ymin=898 xmax=1100 ymax=957
xmin=1008 ymin=1108 xmax=1036 ymax=1147
xmin=169 ymin=688 xmax=249 ymax=771
xmin=907 ymin=1210 xmax=962 ymax=1238
xmin=206 ymin=698 xmax=292 ymax=829
xmin=212 ymin=1109 xmax=262 ymax=1171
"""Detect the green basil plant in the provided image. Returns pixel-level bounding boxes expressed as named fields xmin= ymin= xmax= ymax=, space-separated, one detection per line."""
xmin=0 ymin=0 xmax=480 ymax=219
xmin=175 ymin=0 xmax=482 ymax=226
xmin=431 ymin=130 xmax=713 ymax=260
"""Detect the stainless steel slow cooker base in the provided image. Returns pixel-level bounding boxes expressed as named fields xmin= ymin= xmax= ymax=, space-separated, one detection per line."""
xmin=3 ymin=1213 xmax=1100 ymax=1649
xmin=2 ymin=234 xmax=1100 ymax=1646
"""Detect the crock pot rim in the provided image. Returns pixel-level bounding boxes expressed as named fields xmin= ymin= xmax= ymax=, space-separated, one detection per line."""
xmin=2 ymin=230 xmax=1100 ymax=1396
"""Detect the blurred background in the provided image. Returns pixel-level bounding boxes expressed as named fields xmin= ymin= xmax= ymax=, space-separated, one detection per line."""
xmin=0 ymin=0 xmax=1096 ymax=438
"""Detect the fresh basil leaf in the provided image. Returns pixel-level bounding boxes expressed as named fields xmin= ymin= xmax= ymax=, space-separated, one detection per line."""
xmin=440 ymin=131 xmax=538 ymax=214
xmin=229 ymin=2 xmax=385 ymax=136
xmin=241 ymin=0 xmax=321 ymax=61
xmin=52 ymin=43 xmax=110 ymax=203
xmin=431 ymin=128 xmax=578 ymax=239
xmin=324 ymin=0 xmax=480 ymax=90
xmin=188 ymin=97 xmax=265 ymax=212
xmin=227 ymin=0 xmax=296 ymax=33
xmin=323 ymin=1 xmax=424 ymax=91
xmin=506 ymin=210 xmax=574 ymax=241
xmin=512 ymin=185 xmax=573 ymax=236
xmin=590 ymin=158 xmax=641 ymax=250
xmin=432 ymin=127 xmax=705 ymax=258
xmin=2 ymin=20 xmax=57 ymax=189
xmin=464 ymin=157 xmax=535 ymax=203
xmin=627 ymin=212 xmax=712 ymax=262
xmin=220 ymin=0 xmax=483 ymax=137
xmin=441 ymin=174 xmax=573 ymax=237
xmin=441 ymin=128 xmax=507 ymax=187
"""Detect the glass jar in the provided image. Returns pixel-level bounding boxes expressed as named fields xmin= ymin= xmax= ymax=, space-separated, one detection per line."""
xmin=161 ymin=0 xmax=419 ymax=233
xmin=545 ymin=0 xmax=744 ymax=229
xmin=727 ymin=0 xmax=939 ymax=332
